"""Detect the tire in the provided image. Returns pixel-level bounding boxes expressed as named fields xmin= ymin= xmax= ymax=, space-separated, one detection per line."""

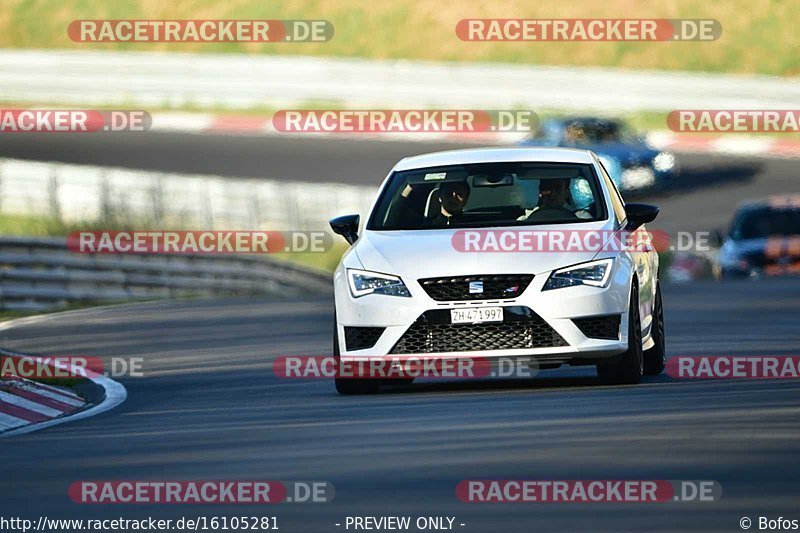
xmin=597 ymin=283 xmax=643 ymax=385
xmin=333 ymin=318 xmax=381 ymax=395
xmin=643 ymin=282 xmax=666 ymax=376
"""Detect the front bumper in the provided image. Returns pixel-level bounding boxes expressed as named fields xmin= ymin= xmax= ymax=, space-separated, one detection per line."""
xmin=334 ymin=265 xmax=631 ymax=364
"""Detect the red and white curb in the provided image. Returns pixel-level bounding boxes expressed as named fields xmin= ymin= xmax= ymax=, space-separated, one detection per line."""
xmin=0 ymin=377 xmax=86 ymax=431
xmin=0 ymin=350 xmax=127 ymax=437
xmin=149 ymin=112 xmax=800 ymax=159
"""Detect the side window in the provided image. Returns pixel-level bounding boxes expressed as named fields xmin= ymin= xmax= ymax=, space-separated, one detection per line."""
xmin=597 ymin=160 xmax=627 ymax=225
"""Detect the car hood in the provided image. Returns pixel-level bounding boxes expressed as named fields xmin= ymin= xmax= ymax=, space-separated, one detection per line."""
xmin=354 ymin=221 xmax=614 ymax=279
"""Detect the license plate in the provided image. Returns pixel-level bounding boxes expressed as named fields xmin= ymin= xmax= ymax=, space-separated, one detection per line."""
xmin=450 ymin=307 xmax=503 ymax=324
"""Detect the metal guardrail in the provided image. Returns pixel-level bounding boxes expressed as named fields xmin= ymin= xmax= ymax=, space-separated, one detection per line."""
xmin=0 ymin=158 xmax=375 ymax=233
xmin=0 ymin=237 xmax=332 ymax=311
xmin=0 ymin=158 xmax=354 ymax=311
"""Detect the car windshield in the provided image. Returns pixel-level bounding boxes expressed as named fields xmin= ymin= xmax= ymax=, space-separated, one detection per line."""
xmin=367 ymin=162 xmax=607 ymax=230
xmin=730 ymin=206 xmax=800 ymax=240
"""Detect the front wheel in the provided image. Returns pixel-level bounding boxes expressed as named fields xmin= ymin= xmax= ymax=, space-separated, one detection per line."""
xmin=597 ymin=283 xmax=643 ymax=385
xmin=643 ymin=283 xmax=666 ymax=376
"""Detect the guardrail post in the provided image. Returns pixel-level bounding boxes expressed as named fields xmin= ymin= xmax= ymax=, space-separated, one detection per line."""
xmin=48 ymin=170 xmax=62 ymax=223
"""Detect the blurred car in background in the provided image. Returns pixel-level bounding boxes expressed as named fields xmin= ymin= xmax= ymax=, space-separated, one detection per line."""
xmin=714 ymin=195 xmax=800 ymax=279
xmin=667 ymin=252 xmax=714 ymax=283
xmin=519 ymin=117 xmax=679 ymax=193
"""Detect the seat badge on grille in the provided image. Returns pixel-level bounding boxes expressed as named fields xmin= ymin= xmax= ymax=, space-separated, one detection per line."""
xmin=468 ymin=281 xmax=484 ymax=294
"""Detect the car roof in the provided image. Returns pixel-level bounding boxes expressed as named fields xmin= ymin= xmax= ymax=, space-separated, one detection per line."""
xmin=393 ymin=147 xmax=596 ymax=172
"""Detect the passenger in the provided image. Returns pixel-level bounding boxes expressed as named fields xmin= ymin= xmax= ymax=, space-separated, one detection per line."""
xmin=519 ymin=178 xmax=592 ymax=221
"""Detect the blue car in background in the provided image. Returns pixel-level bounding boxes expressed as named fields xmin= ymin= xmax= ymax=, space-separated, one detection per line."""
xmin=714 ymin=196 xmax=800 ymax=280
xmin=519 ymin=117 xmax=679 ymax=193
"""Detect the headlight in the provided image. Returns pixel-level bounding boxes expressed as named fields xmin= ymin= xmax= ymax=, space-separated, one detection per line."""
xmin=347 ymin=269 xmax=411 ymax=298
xmin=543 ymin=259 xmax=614 ymax=290
xmin=653 ymin=152 xmax=676 ymax=172
xmin=621 ymin=167 xmax=655 ymax=190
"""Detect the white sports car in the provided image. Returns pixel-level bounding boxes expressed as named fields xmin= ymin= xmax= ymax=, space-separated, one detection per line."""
xmin=330 ymin=147 xmax=665 ymax=394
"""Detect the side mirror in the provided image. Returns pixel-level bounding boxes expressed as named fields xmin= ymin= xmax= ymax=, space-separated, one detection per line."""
xmin=624 ymin=203 xmax=659 ymax=230
xmin=330 ymin=214 xmax=360 ymax=245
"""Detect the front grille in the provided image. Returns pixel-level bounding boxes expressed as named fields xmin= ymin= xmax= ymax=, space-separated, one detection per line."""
xmin=391 ymin=306 xmax=567 ymax=354
xmin=344 ymin=326 xmax=385 ymax=351
xmin=572 ymin=315 xmax=621 ymax=340
xmin=418 ymin=274 xmax=534 ymax=301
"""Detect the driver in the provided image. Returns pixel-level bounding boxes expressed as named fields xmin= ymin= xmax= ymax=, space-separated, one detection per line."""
xmin=519 ymin=178 xmax=592 ymax=221
xmin=563 ymin=123 xmax=587 ymax=145
xmin=397 ymin=180 xmax=471 ymax=227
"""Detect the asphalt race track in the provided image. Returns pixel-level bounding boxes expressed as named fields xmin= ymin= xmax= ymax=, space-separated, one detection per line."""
xmin=0 ymin=279 xmax=799 ymax=532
